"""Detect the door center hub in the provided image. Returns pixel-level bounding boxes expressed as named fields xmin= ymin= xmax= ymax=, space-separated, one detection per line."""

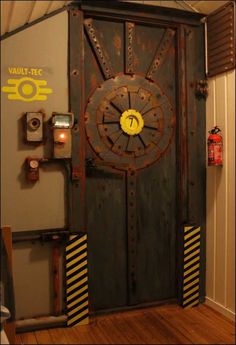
xmin=85 ymin=74 xmax=175 ymax=170
xmin=120 ymin=109 xmax=144 ymax=136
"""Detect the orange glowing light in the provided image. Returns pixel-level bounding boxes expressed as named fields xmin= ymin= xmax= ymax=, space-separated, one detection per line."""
xmin=59 ymin=133 xmax=66 ymax=140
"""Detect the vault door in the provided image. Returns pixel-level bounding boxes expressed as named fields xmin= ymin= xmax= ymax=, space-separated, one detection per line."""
xmin=83 ymin=16 xmax=177 ymax=311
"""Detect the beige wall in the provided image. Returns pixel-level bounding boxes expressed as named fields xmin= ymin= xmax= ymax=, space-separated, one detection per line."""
xmin=1 ymin=12 xmax=68 ymax=318
xmin=206 ymin=70 xmax=235 ymax=320
xmin=1 ymin=12 xmax=68 ymax=231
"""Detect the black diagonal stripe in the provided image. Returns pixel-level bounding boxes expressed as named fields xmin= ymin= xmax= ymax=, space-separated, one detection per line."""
xmin=184 ymin=252 xmax=200 ymax=266
xmin=68 ymin=313 xmax=89 ymax=327
xmin=66 ymin=240 xmax=87 ymax=256
xmin=67 ymin=281 xmax=88 ymax=299
xmin=183 ymin=287 xmax=200 ymax=303
xmin=184 ymin=226 xmax=199 ymax=235
xmin=68 ymin=304 xmax=89 ymax=320
xmin=184 ymin=237 xmax=201 ymax=252
xmin=67 ymin=235 xmax=86 ymax=247
xmin=184 ymin=231 xmax=200 ymax=246
xmin=67 ymin=273 xmax=88 ymax=290
xmin=66 ymin=248 xmax=87 ymax=265
xmin=183 ymin=274 xmax=200 ymax=288
xmin=183 ymin=297 xmax=199 ymax=308
xmin=66 ymin=251 xmax=87 ymax=270
xmin=67 ymin=235 xmax=80 ymax=246
xmin=183 ymin=281 xmax=200 ymax=295
xmin=67 ymin=288 xmax=88 ymax=306
xmin=184 ymin=243 xmax=200 ymax=259
xmin=184 ymin=267 xmax=200 ymax=281
xmin=66 ymin=264 xmax=88 ymax=280
xmin=67 ymin=296 xmax=88 ymax=314
xmin=184 ymin=247 xmax=200 ymax=260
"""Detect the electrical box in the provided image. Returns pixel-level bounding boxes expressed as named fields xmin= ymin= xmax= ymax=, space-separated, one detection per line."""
xmin=51 ymin=113 xmax=74 ymax=159
xmin=25 ymin=112 xmax=44 ymax=142
xmin=25 ymin=158 xmax=40 ymax=181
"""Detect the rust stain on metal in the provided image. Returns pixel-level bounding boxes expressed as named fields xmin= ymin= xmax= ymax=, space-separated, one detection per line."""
xmin=90 ymin=74 xmax=98 ymax=90
xmin=114 ymin=35 xmax=121 ymax=50
xmin=125 ymin=22 xmax=135 ymax=74
xmin=72 ymin=166 xmax=81 ymax=180
xmin=84 ymin=18 xmax=114 ymax=79
xmin=146 ymin=28 xmax=175 ymax=81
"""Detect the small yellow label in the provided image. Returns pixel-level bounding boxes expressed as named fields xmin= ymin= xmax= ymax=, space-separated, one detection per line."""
xmin=120 ymin=109 xmax=144 ymax=136
xmin=8 ymin=67 xmax=43 ymax=76
xmin=2 ymin=76 xmax=53 ymax=102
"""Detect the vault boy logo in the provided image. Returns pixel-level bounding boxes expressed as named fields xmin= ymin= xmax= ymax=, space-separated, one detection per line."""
xmin=2 ymin=67 xmax=53 ymax=102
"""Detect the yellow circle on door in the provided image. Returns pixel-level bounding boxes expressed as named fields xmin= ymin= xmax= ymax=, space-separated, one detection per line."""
xmin=120 ymin=109 xmax=144 ymax=135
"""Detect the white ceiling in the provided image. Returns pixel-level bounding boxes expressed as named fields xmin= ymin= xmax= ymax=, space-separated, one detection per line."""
xmin=0 ymin=1 xmax=229 ymax=38
xmin=1 ymin=1 xmax=71 ymax=36
xmin=183 ymin=0 xmax=229 ymax=12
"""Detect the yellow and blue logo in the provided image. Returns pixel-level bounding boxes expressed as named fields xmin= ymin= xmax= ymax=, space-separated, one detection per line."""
xmin=2 ymin=76 xmax=53 ymax=102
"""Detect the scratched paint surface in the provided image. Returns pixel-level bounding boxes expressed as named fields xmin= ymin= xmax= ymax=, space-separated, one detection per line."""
xmin=71 ymin=3 xmax=206 ymax=312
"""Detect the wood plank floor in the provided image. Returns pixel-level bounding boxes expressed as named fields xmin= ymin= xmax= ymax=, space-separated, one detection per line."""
xmin=15 ymin=304 xmax=235 ymax=344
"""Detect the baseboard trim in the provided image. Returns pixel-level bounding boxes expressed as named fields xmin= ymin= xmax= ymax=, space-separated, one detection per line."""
xmin=16 ymin=315 xmax=67 ymax=333
xmin=205 ymin=297 xmax=235 ymax=321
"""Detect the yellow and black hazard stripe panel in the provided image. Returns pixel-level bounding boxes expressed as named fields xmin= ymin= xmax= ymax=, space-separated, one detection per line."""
xmin=66 ymin=234 xmax=89 ymax=326
xmin=182 ymin=226 xmax=201 ymax=309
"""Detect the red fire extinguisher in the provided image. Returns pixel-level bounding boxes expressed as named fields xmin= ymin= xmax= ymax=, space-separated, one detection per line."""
xmin=208 ymin=126 xmax=223 ymax=166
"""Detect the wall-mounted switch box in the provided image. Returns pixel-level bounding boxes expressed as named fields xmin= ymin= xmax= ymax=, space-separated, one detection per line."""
xmin=26 ymin=158 xmax=40 ymax=182
xmin=25 ymin=112 xmax=44 ymax=142
xmin=53 ymin=129 xmax=72 ymax=159
xmin=51 ymin=112 xmax=74 ymax=159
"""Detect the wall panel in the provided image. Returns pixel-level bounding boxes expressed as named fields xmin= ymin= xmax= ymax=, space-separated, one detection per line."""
xmin=1 ymin=12 xmax=68 ymax=232
xmin=1 ymin=12 xmax=68 ymax=318
xmin=206 ymin=70 xmax=235 ymax=320
xmin=225 ymin=71 xmax=235 ymax=312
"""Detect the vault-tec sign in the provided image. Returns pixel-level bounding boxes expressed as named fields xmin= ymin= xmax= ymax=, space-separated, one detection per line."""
xmin=1 ymin=67 xmax=53 ymax=102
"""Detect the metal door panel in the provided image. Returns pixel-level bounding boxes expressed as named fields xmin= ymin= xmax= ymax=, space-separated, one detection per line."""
xmin=67 ymin=2 xmax=206 ymax=312
xmin=133 ymin=24 xmax=165 ymax=75
xmin=136 ymin=146 xmax=176 ymax=303
xmin=84 ymin=37 xmax=104 ymax=102
xmin=91 ymin=19 xmax=125 ymax=76
xmin=83 ymin=14 xmax=177 ymax=310
xmin=86 ymin=174 xmax=128 ymax=310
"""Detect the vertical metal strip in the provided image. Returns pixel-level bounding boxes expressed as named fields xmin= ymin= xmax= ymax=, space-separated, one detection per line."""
xmin=84 ymin=18 xmax=114 ymax=79
xmin=52 ymin=241 xmax=60 ymax=315
xmin=66 ymin=234 xmax=89 ymax=326
xmin=146 ymin=28 xmax=175 ymax=81
xmin=182 ymin=226 xmax=201 ymax=308
xmin=126 ymin=170 xmax=138 ymax=305
xmin=69 ymin=8 xmax=86 ymax=233
xmin=125 ymin=22 xmax=135 ymax=74
xmin=176 ymin=25 xmax=189 ymax=304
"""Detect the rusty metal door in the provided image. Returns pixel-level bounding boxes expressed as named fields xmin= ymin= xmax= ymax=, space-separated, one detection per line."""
xmin=83 ymin=15 xmax=177 ymax=311
xmin=69 ymin=3 xmax=205 ymax=312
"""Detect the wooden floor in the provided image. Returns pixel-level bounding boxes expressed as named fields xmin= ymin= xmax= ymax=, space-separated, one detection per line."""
xmin=15 ymin=304 xmax=235 ymax=344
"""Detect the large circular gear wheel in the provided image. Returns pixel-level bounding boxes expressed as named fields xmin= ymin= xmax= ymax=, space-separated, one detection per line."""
xmin=85 ymin=74 xmax=175 ymax=170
